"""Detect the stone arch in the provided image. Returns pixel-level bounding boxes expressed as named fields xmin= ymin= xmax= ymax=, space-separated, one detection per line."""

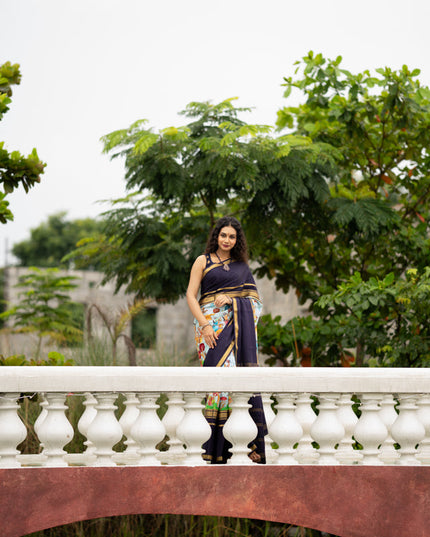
xmin=1 ymin=466 xmax=429 ymax=537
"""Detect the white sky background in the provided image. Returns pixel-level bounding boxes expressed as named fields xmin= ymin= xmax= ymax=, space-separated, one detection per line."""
xmin=1 ymin=0 xmax=429 ymax=266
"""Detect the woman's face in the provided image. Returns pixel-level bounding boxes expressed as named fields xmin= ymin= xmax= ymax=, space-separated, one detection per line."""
xmin=217 ymin=225 xmax=237 ymax=255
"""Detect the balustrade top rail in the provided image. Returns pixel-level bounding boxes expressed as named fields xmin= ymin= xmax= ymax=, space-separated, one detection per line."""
xmin=1 ymin=366 xmax=430 ymax=394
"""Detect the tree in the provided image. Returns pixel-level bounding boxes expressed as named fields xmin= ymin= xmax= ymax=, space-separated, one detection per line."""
xmin=0 ymin=62 xmax=45 ymax=223
xmin=0 ymin=267 xmax=83 ymax=358
xmin=12 ymin=212 xmax=105 ymax=268
xmin=68 ymin=98 xmax=336 ymax=301
xmin=257 ymin=52 xmax=430 ymax=366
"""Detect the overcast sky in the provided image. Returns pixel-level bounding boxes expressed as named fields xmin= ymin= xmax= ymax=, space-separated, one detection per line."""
xmin=1 ymin=0 xmax=430 ymax=266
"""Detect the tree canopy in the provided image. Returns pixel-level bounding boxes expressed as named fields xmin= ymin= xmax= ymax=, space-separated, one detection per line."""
xmin=0 ymin=62 xmax=45 ymax=223
xmin=258 ymin=52 xmax=430 ymax=366
xmin=261 ymin=51 xmax=430 ymax=303
xmin=69 ymin=97 xmax=337 ymax=301
xmin=12 ymin=212 xmax=105 ymax=268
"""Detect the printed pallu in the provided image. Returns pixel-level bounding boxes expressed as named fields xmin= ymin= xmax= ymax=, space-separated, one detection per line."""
xmin=194 ymin=254 xmax=268 ymax=464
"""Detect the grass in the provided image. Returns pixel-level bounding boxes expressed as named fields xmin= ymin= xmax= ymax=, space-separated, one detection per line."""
xmin=26 ymin=515 xmax=299 ymax=537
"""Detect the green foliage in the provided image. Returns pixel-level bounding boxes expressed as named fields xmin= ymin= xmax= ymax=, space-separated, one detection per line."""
xmin=315 ymin=268 xmax=430 ymax=367
xmin=0 ymin=62 xmax=45 ymax=222
xmin=132 ymin=307 xmax=157 ymax=349
xmin=256 ymin=52 xmax=430 ymax=302
xmin=69 ymin=98 xmax=337 ymax=301
xmin=0 ymin=351 xmax=74 ymax=366
xmin=0 ymin=62 xmax=21 ymax=120
xmin=258 ymin=314 xmax=354 ymax=367
xmin=67 ymin=196 xmax=211 ymax=301
xmin=254 ymin=52 xmax=430 ymax=366
xmin=12 ymin=212 xmax=105 ymax=268
xmin=0 ymin=353 xmax=28 ymax=365
xmin=0 ymin=268 xmax=83 ymax=358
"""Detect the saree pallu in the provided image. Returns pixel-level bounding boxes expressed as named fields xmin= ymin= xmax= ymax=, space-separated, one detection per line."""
xmin=194 ymin=257 xmax=268 ymax=464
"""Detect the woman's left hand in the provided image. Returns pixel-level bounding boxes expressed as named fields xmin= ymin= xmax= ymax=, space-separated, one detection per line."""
xmin=214 ymin=294 xmax=232 ymax=308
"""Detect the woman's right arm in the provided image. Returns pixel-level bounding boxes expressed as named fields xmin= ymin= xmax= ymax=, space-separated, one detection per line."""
xmin=186 ymin=255 xmax=218 ymax=348
xmin=186 ymin=255 xmax=207 ymax=325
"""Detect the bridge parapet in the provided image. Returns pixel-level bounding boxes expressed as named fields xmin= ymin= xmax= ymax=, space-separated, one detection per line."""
xmin=1 ymin=366 xmax=430 ymax=468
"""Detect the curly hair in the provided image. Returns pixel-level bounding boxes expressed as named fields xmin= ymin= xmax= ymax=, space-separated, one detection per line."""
xmin=204 ymin=216 xmax=249 ymax=263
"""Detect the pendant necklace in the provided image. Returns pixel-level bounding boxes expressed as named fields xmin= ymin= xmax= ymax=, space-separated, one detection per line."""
xmin=215 ymin=252 xmax=230 ymax=271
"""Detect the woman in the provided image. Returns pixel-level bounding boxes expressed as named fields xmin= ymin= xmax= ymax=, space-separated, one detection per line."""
xmin=186 ymin=216 xmax=267 ymax=464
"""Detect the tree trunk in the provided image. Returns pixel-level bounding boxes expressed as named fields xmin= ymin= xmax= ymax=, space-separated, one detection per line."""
xmin=355 ymin=339 xmax=365 ymax=367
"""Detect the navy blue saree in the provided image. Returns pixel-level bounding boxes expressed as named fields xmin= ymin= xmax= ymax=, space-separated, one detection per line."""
xmin=194 ymin=254 xmax=268 ymax=464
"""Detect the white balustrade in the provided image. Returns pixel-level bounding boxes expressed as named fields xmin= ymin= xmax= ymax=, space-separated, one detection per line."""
xmin=86 ymin=393 xmax=123 ymax=467
xmin=378 ymin=394 xmax=400 ymax=465
xmin=294 ymin=393 xmax=318 ymax=464
xmin=37 ymin=393 xmax=74 ymax=467
xmin=416 ymin=395 xmax=430 ymax=465
xmin=161 ymin=392 xmax=186 ymax=464
xmin=336 ymin=394 xmax=360 ymax=465
xmin=310 ymin=394 xmax=344 ymax=465
xmin=176 ymin=393 xmax=211 ymax=466
xmin=391 ymin=395 xmax=425 ymax=465
xmin=77 ymin=392 xmax=98 ymax=459
xmin=130 ymin=393 xmax=165 ymax=466
xmin=270 ymin=394 xmax=302 ymax=465
xmin=354 ymin=394 xmax=387 ymax=465
xmin=0 ymin=393 xmax=27 ymax=467
xmin=261 ymin=393 xmax=277 ymax=464
xmin=118 ymin=392 xmax=140 ymax=462
xmin=223 ymin=392 xmax=258 ymax=465
xmin=1 ymin=366 xmax=430 ymax=468
xmin=34 ymin=393 xmax=48 ymax=439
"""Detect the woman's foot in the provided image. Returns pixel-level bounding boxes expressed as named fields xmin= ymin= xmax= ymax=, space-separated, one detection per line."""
xmin=248 ymin=451 xmax=261 ymax=463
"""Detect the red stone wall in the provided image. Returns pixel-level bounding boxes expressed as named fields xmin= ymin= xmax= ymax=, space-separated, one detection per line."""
xmin=2 ymin=466 xmax=429 ymax=537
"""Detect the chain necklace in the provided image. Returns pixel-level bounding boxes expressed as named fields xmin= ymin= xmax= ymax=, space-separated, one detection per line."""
xmin=215 ymin=251 xmax=231 ymax=271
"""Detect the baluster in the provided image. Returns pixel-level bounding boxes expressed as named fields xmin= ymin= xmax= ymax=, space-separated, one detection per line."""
xmin=130 ymin=393 xmax=165 ymax=466
xmin=269 ymin=393 xmax=303 ymax=465
xmin=391 ymin=394 xmax=425 ymax=465
xmin=336 ymin=394 xmax=360 ymax=465
xmin=416 ymin=395 xmax=430 ymax=465
xmin=118 ymin=393 xmax=140 ymax=464
xmin=378 ymin=394 xmax=400 ymax=465
xmin=310 ymin=393 xmax=344 ymax=465
xmin=37 ymin=393 xmax=74 ymax=467
xmin=223 ymin=392 xmax=258 ymax=465
xmin=354 ymin=394 xmax=387 ymax=465
xmin=161 ymin=392 xmax=186 ymax=465
xmin=261 ymin=393 xmax=277 ymax=464
xmin=295 ymin=393 xmax=318 ymax=464
xmin=77 ymin=392 xmax=98 ymax=462
xmin=0 ymin=393 xmax=27 ymax=468
xmin=34 ymin=393 xmax=48 ymax=440
xmin=86 ymin=393 xmax=123 ymax=467
xmin=176 ymin=393 xmax=211 ymax=466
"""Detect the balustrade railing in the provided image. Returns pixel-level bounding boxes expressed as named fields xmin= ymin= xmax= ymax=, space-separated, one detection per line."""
xmin=1 ymin=366 xmax=430 ymax=468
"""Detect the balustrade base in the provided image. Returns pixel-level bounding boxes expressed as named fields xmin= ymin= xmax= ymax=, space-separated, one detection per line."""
xmin=17 ymin=454 xmax=47 ymax=467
